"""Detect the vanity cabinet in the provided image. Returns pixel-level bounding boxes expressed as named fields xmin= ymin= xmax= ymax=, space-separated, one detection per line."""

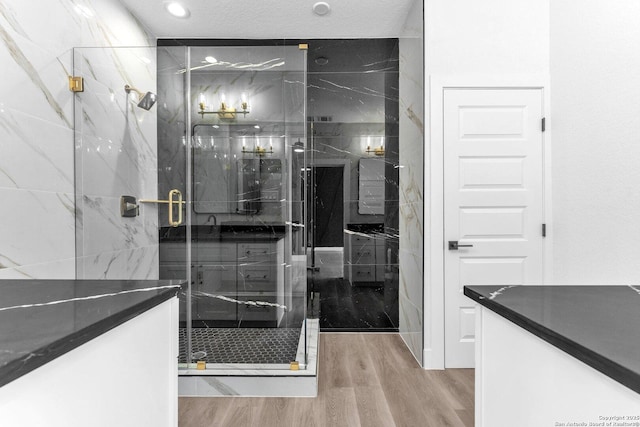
xmin=159 ymin=239 xmax=281 ymax=325
xmin=237 ymin=243 xmax=278 ymax=322
xmin=193 ymin=242 xmax=237 ymax=322
xmin=347 ymin=234 xmax=385 ymax=285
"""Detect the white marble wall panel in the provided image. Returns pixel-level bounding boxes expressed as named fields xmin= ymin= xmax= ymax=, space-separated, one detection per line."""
xmin=74 ymin=46 xmax=158 ymax=279
xmin=0 ymin=258 xmax=76 ymax=280
xmin=0 ymin=188 xmax=74 ymax=270
xmin=79 ymin=245 xmax=159 ymax=280
xmin=0 ymin=109 xmax=74 ymax=193
xmin=398 ymin=0 xmax=424 ymax=365
xmin=78 ymin=195 xmax=157 ymax=256
xmin=0 ymin=0 xmax=156 ymax=279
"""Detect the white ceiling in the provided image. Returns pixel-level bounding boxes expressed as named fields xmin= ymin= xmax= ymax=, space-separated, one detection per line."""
xmin=119 ymin=0 xmax=417 ymax=40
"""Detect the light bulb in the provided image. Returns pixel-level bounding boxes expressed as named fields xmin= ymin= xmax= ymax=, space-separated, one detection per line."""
xmin=240 ymin=92 xmax=249 ymax=110
xmin=220 ymin=92 xmax=227 ymax=110
xmin=199 ymin=93 xmax=206 ymax=111
xmin=165 ymin=2 xmax=190 ymax=18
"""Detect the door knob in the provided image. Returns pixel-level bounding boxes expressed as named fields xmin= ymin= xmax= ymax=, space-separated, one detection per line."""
xmin=448 ymin=241 xmax=473 ymax=250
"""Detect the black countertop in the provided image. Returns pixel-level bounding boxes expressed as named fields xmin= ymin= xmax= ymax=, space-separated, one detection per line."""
xmin=0 ymin=279 xmax=183 ymax=388
xmin=464 ymin=285 xmax=640 ymax=395
xmin=160 ymin=224 xmax=286 ymax=242
xmin=346 ymin=223 xmax=384 ymax=233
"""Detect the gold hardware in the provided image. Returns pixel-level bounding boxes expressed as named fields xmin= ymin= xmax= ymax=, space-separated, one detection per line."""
xmin=242 ymin=146 xmax=273 ymax=156
xmin=298 ymin=44 xmax=308 ymax=50
xmin=69 ymin=76 xmax=84 ymax=92
xmin=140 ymin=189 xmax=184 ymax=227
xmin=290 ymin=361 xmax=300 ymax=371
xmin=196 ymin=361 xmax=206 ymax=370
xmin=365 ymin=146 xmax=385 ymax=156
xmin=199 ymin=105 xmax=249 ymax=120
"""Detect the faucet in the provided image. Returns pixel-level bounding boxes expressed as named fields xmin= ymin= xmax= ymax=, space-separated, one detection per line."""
xmin=206 ymin=214 xmax=217 ymax=225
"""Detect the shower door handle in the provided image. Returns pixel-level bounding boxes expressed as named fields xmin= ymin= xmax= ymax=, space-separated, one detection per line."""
xmin=140 ymin=189 xmax=184 ymax=227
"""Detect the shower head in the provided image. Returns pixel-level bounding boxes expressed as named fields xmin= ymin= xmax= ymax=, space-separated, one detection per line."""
xmin=124 ymin=84 xmax=157 ymax=110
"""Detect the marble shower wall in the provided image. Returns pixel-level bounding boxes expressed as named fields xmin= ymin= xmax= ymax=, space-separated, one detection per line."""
xmin=0 ymin=0 xmax=154 ymax=279
xmin=74 ymin=46 xmax=159 ymax=280
xmin=398 ymin=0 xmax=425 ymax=364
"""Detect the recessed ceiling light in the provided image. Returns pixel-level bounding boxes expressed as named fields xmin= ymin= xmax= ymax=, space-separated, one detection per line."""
xmin=315 ymin=56 xmax=329 ymax=66
xmin=205 ymin=56 xmax=218 ymax=64
xmin=165 ymin=2 xmax=190 ymax=18
xmin=312 ymin=2 xmax=331 ymax=16
xmin=254 ymin=125 xmax=261 ymax=129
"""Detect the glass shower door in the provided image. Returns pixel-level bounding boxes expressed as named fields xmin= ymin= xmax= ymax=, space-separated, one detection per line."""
xmin=175 ymin=44 xmax=308 ymax=369
xmin=73 ymin=46 xmax=189 ymax=283
xmin=74 ymin=43 xmax=309 ymax=372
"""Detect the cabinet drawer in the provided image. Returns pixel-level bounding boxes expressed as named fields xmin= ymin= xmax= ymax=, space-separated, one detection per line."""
xmin=352 ymin=266 xmax=375 ymax=282
xmin=238 ymin=266 xmax=273 ymax=292
xmin=352 ymin=249 xmax=375 ymax=265
xmin=237 ymin=297 xmax=277 ymax=322
xmin=195 ymin=264 xmax=236 ymax=294
xmin=352 ymin=235 xmax=374 ymax=245
xmin=238 ymin=243 xmax=273 ymax=260
xmin=238 ymin=266 xmax=271 ymax=281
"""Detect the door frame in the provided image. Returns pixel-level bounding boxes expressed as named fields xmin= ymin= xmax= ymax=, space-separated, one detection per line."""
xmin=425 ymin=75 xmax=553 ymax=369
xmin=307 ymin=159 xmax=350 ymax=275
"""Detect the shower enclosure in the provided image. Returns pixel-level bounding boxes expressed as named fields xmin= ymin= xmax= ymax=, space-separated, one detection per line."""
xmin=73 ymin=44 xmax=310 ymax=372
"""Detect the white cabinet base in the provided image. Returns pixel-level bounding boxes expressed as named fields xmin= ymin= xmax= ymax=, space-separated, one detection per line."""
xmin=0 ymin=298 xmax=178 ymax=427
xmin=476 ymin=307 xmax=640 ymax=427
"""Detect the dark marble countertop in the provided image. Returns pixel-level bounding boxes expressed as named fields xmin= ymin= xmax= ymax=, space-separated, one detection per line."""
xmin=346 ymin=223 xmax=384 ymax=233
xmin=464 ymin=285 xmax=640 ymax=394
xmin=160 ymin=224 xmax=286 ymax=242
xmin=0 ymin=279 xmax=183 ymax=388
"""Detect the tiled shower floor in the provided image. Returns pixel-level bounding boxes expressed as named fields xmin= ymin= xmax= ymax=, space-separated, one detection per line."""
xmin=178 ymin=327 xmax=300 ymax=364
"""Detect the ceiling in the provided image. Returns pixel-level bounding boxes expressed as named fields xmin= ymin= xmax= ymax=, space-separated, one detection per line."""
xmin=119 ymin=0 xmax=417 ymax=40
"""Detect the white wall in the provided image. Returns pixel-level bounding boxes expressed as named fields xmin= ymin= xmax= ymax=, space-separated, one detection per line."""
xmin=426 ymin=0 xmax=549 ymax=75
xmin=550 ymin=1 xmax=640 ymax=284
xmin=0 ymin=0 xmax=155 ymax=279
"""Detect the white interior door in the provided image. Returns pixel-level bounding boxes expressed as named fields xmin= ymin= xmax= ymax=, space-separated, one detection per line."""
xmin=444 ymin=88 xmax=545 ymax=368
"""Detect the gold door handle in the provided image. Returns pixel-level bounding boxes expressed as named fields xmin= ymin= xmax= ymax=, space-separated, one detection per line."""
xmin=140 ymin=189 xmax=184 ymax=227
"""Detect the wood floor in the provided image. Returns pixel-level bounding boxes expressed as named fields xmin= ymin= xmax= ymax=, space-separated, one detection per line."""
xmin=179 ymin=333 xmax=474 ymax=427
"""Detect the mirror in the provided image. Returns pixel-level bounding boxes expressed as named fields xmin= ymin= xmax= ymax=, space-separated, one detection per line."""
xmin=193 ymin=124 xmax=236 ymax=213
xmin=193 ymin=123 xmax=284 ymax=215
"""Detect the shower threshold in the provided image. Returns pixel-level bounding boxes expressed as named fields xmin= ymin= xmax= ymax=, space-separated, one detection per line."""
xmin=178 ymin=319 xmax=319 ymax=397
xmin=178 ymin=327 xmax=300 ymax=366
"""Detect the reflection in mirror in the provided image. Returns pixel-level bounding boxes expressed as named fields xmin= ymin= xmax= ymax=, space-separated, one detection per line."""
xmin=193 ymin=124 xmax=235 ymax=214
xmin=192 ymin=123 xmax=284 ymax=217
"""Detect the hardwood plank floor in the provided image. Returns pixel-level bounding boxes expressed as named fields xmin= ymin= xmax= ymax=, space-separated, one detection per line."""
xmin=179 ymin=333 xmax=474 ymax=427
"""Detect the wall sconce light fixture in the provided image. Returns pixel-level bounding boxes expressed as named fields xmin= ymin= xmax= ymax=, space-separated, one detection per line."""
xmin=199 ymin=91 xmax=250 ymax=120
xmin=365 ymin=136 xmax=385 ymax=156
xmin=241 ymin=136 xmax=274 ymax=156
